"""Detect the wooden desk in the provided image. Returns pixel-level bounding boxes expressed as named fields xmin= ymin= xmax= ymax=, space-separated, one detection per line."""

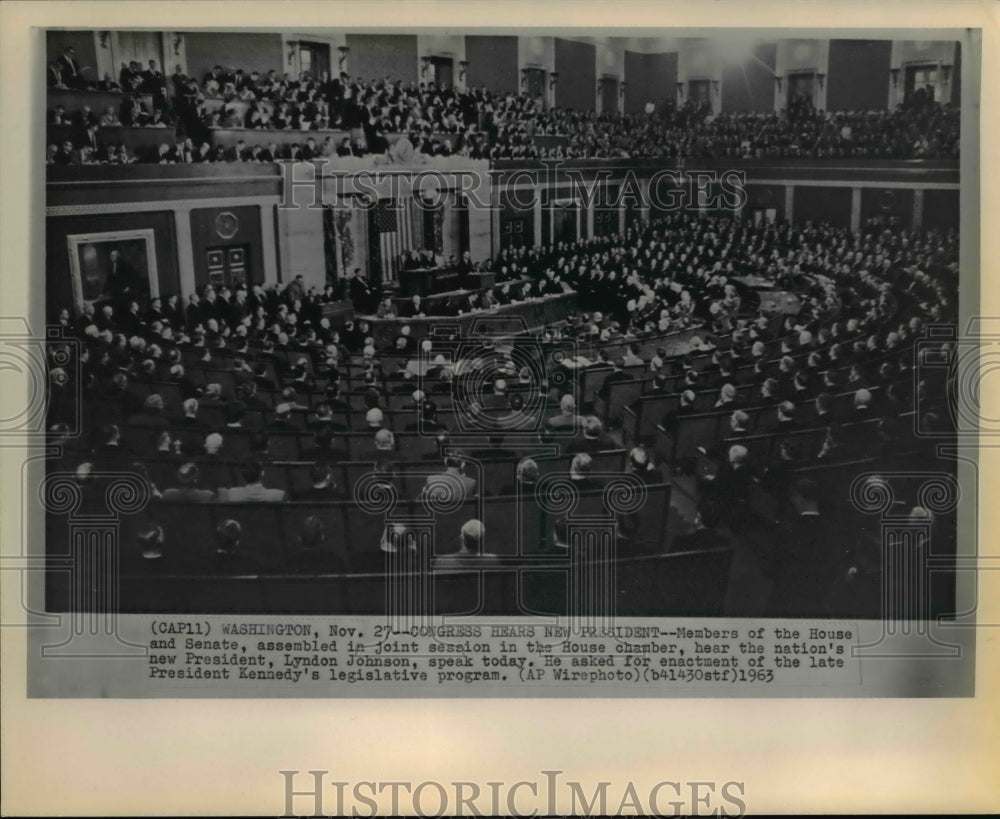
xmin=366 ymin=292 xmax=578 ymax=345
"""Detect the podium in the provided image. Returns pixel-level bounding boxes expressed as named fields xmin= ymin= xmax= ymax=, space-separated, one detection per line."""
xmin=399 ymin=267 xmax=439 ymax=297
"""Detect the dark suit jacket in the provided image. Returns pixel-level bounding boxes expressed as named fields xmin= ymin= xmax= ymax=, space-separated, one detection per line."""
xmin=597 ymin=370 xmax=631 ymax=401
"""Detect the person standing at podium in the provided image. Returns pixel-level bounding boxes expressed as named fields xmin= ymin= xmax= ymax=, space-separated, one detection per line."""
xmin=348 ymin=268 xmax=379 ymax=314
xmin=403 ymin=250 xmax=421 ymax=271
xmin=457 ymin=250 xmax=474 ymax=286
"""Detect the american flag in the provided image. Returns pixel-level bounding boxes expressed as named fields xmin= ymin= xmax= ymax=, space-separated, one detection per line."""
xmin=373 ymin=198 xmax=413 ymax=284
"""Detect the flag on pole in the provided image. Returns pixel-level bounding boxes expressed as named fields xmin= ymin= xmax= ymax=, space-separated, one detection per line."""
xmin=373 ymin=198 xmax=412 ymax=284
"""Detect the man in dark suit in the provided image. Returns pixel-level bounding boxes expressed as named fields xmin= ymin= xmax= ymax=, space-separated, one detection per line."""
xmin=421 ymin=455 xmax=477 ymax=502
xmin=597 ymin=357 xmax=631 ymax=403
xmin=57 ymin=46 xmax=88 ymax=89
xmin=565 ymin=416 xmax=614 ymax=455
xmin=456 ymin=250 xmax=474 ymax=285
xmin=348 ymin=268 xmax=377 ymax=314
xmin=128 ymin=394 xmax=170 ymax=430
xmin=299 ymin=429 xmax=349 ymax=463
xmin=107 ymin=249 xmax=139 ymax=312
xmin=702 ymin=443 xmax=755 ymax=526
xmin=161 ymin=462 xmax=216 ymax=502
xmin=546 ymin=394 xmax=584 ymax=433
xmin=672 ymin=500 xmax=730 ymax=553
xmin=283 ymin=515 xmax=345 ymax=573
xmin=211 ymin=519 xmax=263 ymax=574
xmin=763 ymin=479 xmax=840 ymax=617
xmin=306 ymin=402 xmax=348 ymax=434
xmin=660 ymin=390 xmax=697 ymax=438
xmin=294 ymin=464 xmax=341 ymax=501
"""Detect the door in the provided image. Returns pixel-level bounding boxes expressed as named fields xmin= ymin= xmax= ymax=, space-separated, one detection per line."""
xmin=552 ymin=203 xmax=577 ymax=244
xmin=114 ymin=32 xmax=163 ymax=73
xmin=601 ymin=76 xmax=618 ymax=116
xmin=524 ymin=67 xmax=546 ymax=106
xmin=594 ymin=209 xmax=617 ymax=238
xmin=687 ymin=79 xmax=711 ymax=106
xmin=206 ymin=245 xmax=250 ymax=290
xmin=905 ymin=63 xmax=938 ymax=104
xmin=787 ymin=71 xmax=816 ymax=111
xmin=432 ymin=57 xmax=454 ymax=89
xmin=500 ymin=217 xmax=531 ymax=250
xmin=299 ymin=42 xmax=331 ymax=79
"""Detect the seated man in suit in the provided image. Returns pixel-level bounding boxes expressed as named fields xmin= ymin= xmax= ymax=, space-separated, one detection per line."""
xmin=700 ymin=444 xmax=755 ymax=528
xmin=480 ymin=288 xmax=499 ymax=310
xmin=307 ymin=402 xmax=347 ymax=433
xmin=568 ymin=452 xmax=603 ymax=493
xmin=404 ymin=400 xmax=448 ymax=433
xmin=432 ymin=519 xmax=498 ymax=571
xmin=217 ymin=459 xmax=286 ymax=502
xmin=128 ymin=394 xmax=170 ymax=430
xmin=300 ymin=429 xmax=349 ymax=464
xmin=597 ymin=357 xmax=631 ymax=402
xmin=565 ymin=415 xmax=614 ymax=454
xmin=421 ymin=453 xmax=478 ymax=503
xmin=775 ymin=400 xmax=799 ymax=431
xmin=404 ymin=294 xmax=426 ymax=318
xmin=375 ymin=297 xmax=397 ymax=319
xmin=622 ymin=343 xmax=645 ymax=368
xmin=671 ymin=500 xmax=730 ymax=553
xmin=161 ymin=462 xmax=215 ymax=502
xmin=660 ymin=390 xmax=697 ymax=438
xmin=714 ymin=383 xmax=740 ymax=409
xmin=283 ymin=515 xmax=345 ymax=573
xmin=546 ymin=394 xmax=583 ymax=433
xmin=295 ymin=463 xmax=340 ymax=501
xmin=267 ymin=403 xmax=299 ymax=433
xmin=627 ymin=445 xmax=662 ymax=484
xmin=762 ymin=478 xmax=839 ymax=617
xmin=211 ymin=519 xmax=263 ymax=574
xmin=129 ymin=525 xmax=185 ymax=575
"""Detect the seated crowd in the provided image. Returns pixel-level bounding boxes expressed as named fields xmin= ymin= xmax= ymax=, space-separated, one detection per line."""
xmin=45 ymin=210 xmax=957 ymax=614
xmin=47 ymin=48 xmax=960 ymax=165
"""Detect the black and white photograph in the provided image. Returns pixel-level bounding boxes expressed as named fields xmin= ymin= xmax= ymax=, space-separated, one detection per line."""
xmin=38 ymin=26 xmax=975 ymax=631
xmin=2 ymin=1 xmax=999 ymax=815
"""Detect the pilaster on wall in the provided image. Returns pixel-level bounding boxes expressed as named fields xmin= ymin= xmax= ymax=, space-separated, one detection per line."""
xmin=784 ymin=185 xmax=795 ymax=224
xmin=850 ymin=188 xmax=862 ymax=233
xmin=260 ymin=204 xmax=279 ymax=285
xmin=160 ymin=32 xmax=187 ymax=76
xmin=912 ymin=189 xmax=925 ymax=233
xmin=594 ymin=39 xmax=625 ymax=114
xmin=92 ymin=32 xmax=116 ymax=82
xmin=173 ymin=206 xmax=196 ymax=296
xmin=277 ymin=200 xmax=325 ymax=290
